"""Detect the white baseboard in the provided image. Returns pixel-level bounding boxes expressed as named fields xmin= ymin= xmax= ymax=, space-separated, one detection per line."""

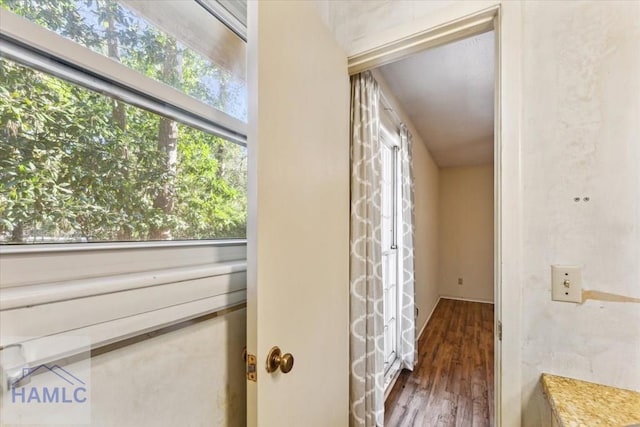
xmin=417 ymin=295 xmax=494 ymax=340
xmin=439 ymin=295 xmax=495 ymax=304
xmin=417 ymin=296 xmax=441 ymax=341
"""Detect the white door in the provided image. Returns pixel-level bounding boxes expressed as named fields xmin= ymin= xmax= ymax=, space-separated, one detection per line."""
xmin=246 ymin=1 xmax=350 ymax=426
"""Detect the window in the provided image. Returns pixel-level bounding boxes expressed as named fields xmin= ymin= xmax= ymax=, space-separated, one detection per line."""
xmin=380 ymin=120 xmax=401 ymax=385
xmin=0 ymin=0 xmax=248 ymax=364
xmin=2 ymin=0 xmax=247 ymax=120
xmin=1 ymin=57 xmax=247 ymax=243
xmin=1 ymin=0 xmax=247 ymax=244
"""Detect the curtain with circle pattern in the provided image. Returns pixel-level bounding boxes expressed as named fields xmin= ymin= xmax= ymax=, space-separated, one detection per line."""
xmin=349 ymin=71 xmax=385 ymax=427
xmin=399 ymin=124 xmax=416 ymax=371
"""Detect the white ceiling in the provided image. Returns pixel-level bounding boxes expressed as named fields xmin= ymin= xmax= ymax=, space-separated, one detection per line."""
xmin=376 ymin=31 xmax=495 ymax=167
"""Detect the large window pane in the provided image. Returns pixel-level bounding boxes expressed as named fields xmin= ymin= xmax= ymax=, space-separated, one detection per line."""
xmin=1 ymin=0 xmax=247 ymax=121
xmin=0 ymin=57 xmax=247 ymax=244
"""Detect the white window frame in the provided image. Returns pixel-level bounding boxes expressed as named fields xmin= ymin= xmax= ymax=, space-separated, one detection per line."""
xmin=0 ymin=4 xmax=247 ymax=367
xmin=0 ymin=7 xmax=247 ymax=144
xmin=380 ymin=117 xmax=402 ymax=388
xmin=196 ymin=0 xmax=247 ymax=41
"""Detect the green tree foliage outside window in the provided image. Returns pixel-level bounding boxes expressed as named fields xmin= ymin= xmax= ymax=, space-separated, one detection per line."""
xmin=0 ymin=0 xmax=247 ymax=243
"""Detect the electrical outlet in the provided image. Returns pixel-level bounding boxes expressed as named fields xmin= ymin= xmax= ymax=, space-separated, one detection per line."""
xmin=458 ymin=277 xmax=463 ymax=285
xmin=551 ymin=265 xmax=582 ymax=303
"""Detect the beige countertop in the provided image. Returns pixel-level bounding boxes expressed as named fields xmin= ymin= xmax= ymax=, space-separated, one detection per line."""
xmin=541 ymin=373 xmax=640 ymax=427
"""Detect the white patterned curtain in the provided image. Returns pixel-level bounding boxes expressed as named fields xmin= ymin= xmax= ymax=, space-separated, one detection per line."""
xmin=399 ymin=124 xmax=417 ymax=370
xmin=349 ymin=71 xmax=385 ymax=427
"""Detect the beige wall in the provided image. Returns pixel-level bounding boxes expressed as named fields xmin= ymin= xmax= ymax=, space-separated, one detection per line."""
xmin=319 ymin=0 xmax=640 ymax=425
xmin=438 ymin=165 xmax=494 ymax=302
xmin=413 ymin=135 xmax=441 ymax=334
xmin=372 ymin=70 xmax=441 ymax=336
xmin=65 ymin=309 xmax=245 ymax=427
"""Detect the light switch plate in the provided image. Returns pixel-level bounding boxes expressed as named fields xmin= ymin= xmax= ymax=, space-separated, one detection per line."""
xmin=551 ymin=265 xmax=582 ymax=303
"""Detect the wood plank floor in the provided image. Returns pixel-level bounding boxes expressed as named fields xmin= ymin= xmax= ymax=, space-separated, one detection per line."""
xmin=385 ymin=298 xmax=494 ymax=427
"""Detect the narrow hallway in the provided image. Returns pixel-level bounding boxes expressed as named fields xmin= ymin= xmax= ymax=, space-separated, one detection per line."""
xmin=385 ymin=299 xmax=494 ymax=426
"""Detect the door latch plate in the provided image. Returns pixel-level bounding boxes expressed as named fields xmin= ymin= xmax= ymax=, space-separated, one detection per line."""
xmin=246 ymin=354 xmax=257 ymax=382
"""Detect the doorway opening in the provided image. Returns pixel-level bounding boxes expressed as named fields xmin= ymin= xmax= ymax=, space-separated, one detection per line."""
xmin=350 ymin=10 xmax=501 ymax=426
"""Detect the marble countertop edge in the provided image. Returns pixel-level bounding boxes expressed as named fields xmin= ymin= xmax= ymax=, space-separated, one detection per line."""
xmin=541 ymin=373 xmax=640 ymax=427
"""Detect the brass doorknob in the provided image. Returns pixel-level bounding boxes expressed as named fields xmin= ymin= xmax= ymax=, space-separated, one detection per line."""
xmin=266 ymin=346 xmax=294 ymax=374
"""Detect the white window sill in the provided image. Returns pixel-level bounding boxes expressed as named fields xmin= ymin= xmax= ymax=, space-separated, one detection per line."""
xmin=0 ymin=241 xmax=247 ymax=366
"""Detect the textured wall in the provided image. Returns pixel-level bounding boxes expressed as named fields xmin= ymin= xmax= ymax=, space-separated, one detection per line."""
xmin=438 ymin=165 xmax=494 ymax=302
xmin=314 ymin=0 xmax=454 ymax=55
xmin=521 ymin=2 xmax=640 ymax=425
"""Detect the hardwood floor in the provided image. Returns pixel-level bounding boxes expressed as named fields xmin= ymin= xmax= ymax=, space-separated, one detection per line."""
xmin=385 ymin=298 xmax=494 ymax=427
